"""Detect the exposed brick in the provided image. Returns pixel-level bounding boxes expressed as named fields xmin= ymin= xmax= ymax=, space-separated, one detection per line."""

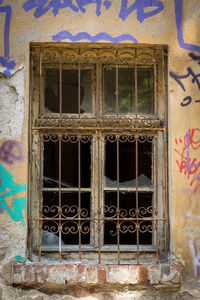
xmin=98 ymin=264 xmax=107 ymax=284
xmin=11 ymin=262 xmax=181 ymax=287
xmin=87 ymin=264 xmax=98 ymax=283
xmin=23 ymin=265 xmax=35 ymax=284
xmin=66 ymin=264 xmax=76 ymax=283
xmin=46 ymin=264 xmax=66 ymax=284
xmin=107 ymin=265 xmax=130 ymax=284
xmin=12 ymin=264 xmax=22 ymax=284
xmin=161 ymin=264 xmax=174 ymax=283
xmin=35 ymin=264 xmax=45 ymax=283
xmin=129 ymin=265 xmax=139 ymax=284
xmin=139 ymin=265 xmax=148 ymax=284
xmin=77 ymin=264 xmax=87 ymax=282
xmin=171 ymin=265 xmax=181 ymax=284
xmin=149 ymin=265 xmax=161 ymax=284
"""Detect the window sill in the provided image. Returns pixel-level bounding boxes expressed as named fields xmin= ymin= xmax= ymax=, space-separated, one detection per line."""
xmin=11 ymin=262 xmax=181 ymax=288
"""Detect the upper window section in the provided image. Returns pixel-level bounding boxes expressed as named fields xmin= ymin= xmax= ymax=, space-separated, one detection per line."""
xmin=32 ymin=44 xmax=166 ymax=123
xmin=104 ymin=67 xmax=154 ymax=114
xmin=44 ymin=67 xmax=93 ymax=114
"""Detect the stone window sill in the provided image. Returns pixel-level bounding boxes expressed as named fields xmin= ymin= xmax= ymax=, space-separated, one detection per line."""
xmin=11 ymin=263 xmax=181 ymax=288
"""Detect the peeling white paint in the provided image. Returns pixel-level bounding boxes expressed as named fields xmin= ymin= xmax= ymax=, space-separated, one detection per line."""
xmin=0 ymin=67 xmax=25 ymax=141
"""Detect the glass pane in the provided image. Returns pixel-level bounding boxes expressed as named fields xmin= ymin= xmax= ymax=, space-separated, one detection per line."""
xmin=43 ymin=140 xmax=59 ymax=187
xmin=105 ymin=138 xmax=152 ymax=188
xmin=42 ymin=192 xmax=90 ymax=245
xmin=62 ymin=69 xmax=92 ymax=113
xmin=104 ymin=68 xmax=154 ymax=114
xmin=61 ymin=193 xmax=90 ymax=245
xmin=81 ymin=70 xmax=92 ymax=113
xmin=138 ymin=139 xmax=152 ymax=187
xmin=43 ymin=137 xmax=91 ymax=188
xmin=104 ymin=68 xmax=135 ymax=114
xmin=42 ymin=192 xmax=59 ymax=246
xmin=138 ymin=69 xmax=154 ymax=114
xmin=45 ymin=68 xmax=60 ymax=113
xmin=104 ymin=192 xmax=152 ymax=245
xmin=61 ymin=139 xmax=91 ymax=188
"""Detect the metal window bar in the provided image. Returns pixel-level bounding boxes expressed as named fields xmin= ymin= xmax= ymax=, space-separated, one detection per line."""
xmin=116 ymin=137 xmax=120 ymax=264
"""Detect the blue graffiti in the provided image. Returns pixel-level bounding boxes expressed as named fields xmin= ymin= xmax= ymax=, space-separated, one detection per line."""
xmin=175 ymin=0 xmax=200 ymax=52
xmin=0 ymin=164 xmax=26 ymax=225
xmin=0 ymin=0 xmax=16 ymax=76
xmin=23 ymin=0 xmax=164 ymax=21
xmin=53 ymin=31 xmax=138 ymax=43
xmin=23 ymin=0 xmax=112 ymax=18
xmin=170 ymin=53 xmax=200 ymax=106
xmin=119 ymin=0 xmax=164 ymax=23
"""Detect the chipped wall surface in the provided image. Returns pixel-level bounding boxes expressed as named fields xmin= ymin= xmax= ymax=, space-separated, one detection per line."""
xmin=0 ymin=0 xmax=200 ymax=299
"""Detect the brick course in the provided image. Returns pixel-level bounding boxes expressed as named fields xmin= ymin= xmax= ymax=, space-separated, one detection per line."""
xmin=11 ymin=263 xmax=181 ymax=287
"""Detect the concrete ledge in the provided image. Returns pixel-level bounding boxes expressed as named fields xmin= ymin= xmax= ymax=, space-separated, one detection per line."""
xmin=11 ymin=263 xmax=181 ymax=287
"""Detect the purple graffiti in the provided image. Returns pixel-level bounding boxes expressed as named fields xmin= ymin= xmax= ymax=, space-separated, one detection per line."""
xmin=190 ymin=241 xmax=200 ymax=276
xmin=119 ymin=0 xmax=164 ymax=23
xmin=175 ymin=0 xmax=200 ymax=52
xmin=0 ymin=0 xmax=16 ymax=76
xmin=53 ymin=30 xmax=138 ymax=43
xmin=170 ymin=53 xmax=200 ymax=106
xmin=23 ymin=0 xmax=164 ymax=21
xmin=0 ymin=141 xmax=22 ymax=165
xmin=23 ymin=0 xmax=109 ymax=18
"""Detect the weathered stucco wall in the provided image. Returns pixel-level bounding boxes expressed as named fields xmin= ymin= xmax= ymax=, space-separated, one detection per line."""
xmin=0 ymin=0 xmax=200 ymax=299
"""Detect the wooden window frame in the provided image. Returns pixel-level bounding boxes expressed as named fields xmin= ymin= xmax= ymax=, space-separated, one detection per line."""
xmin=29 ymin=43 xmax=168 ymax=264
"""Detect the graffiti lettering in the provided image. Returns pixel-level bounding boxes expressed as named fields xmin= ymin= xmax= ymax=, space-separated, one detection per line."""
xmin=23 ymin=0 xmax=164 ymax=22
xmin=175 ymin=0 xmax=200 ymax=53
xmin=175 ymin=129 xmax=200 ymax=193
xmin=0 ymin=0 xmax=16 ymax=76
xmin=0 ymin=164 xmax=26 ymax=224
xmin=119 ymin=0 xmax=164 ymax=22
xmin=170 ymin=53 xmax=200 ymax=106
xmin=52 ymin=30 xmax=138 ymax=43
xmin=190 ymin=240 xmax=200 ymax=276
xmin=0 ymin=140 xmax=22 ymax=164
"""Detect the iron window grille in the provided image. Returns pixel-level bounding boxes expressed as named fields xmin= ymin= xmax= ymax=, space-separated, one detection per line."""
xmin=29 ymin=43 xmax=168 ymax=264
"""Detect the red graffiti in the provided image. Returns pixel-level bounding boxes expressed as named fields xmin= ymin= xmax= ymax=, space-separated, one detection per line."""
xmin=175 ymin=128 xmax=200 ymax=193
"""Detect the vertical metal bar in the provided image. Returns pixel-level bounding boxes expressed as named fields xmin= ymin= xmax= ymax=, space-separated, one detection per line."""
xmin=39 ymin=50 xmax=43 ymax=126
xmin=97 ymin=135 xmax=101 ymax=264
xmin=58 ymin=135 xmax=62 ymax=261
xmin=78 ymin=138 xmax=82 ymax=261
xmin=59 ymin=60 xmax=62 ymax=124
xmin=155 ymin=135 xmax=159 ymax=263
xmin=154 ymin=50 xmax=157 ymax=120
xmin=96 ymin=63 xmax=101 ymax=262
xmin=116 ymin=65 xmax=119 ymax=118
xmin=96 ymin=64 xmax=100 ymax=120
xmin=135 ymin=136 xmax=139 ymax=264
xmin=135 ymin=50 xmax=139 ymax=264
xmin=58 ymin=59 xmax=62 ymax=261
xmin=135 ymin=50 xmax=138 ymax=118
xmin=38 ymin=134 xmax=43 ymax=261
xmin=78 ymin=63 xmax=81 ymax=118
xmin=117 ymin=137 xmax=120 ymax=264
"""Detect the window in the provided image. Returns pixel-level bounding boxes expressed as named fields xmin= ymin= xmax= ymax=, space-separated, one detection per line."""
xmin=29 ymin=43 xmax=168 ymax=264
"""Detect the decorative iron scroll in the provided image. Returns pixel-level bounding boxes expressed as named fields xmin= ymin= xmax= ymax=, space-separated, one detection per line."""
xmin=31 ymin=45 xmax=163 ymax=65
xmin=36 ymin=115 xmax=163 ymax=130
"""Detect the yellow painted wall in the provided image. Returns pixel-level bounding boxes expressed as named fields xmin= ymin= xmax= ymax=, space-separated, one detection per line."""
xmin=0 ymin=0 xmax=200 ymax=298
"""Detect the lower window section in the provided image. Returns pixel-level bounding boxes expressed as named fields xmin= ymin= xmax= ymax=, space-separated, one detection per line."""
xmin=31 ymin=133 xmax=166 ymax=263
xmin=42 ymin=192 xmax=91 ymax=246
xmin=104 ymin=192 xmax=152 ymax=245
